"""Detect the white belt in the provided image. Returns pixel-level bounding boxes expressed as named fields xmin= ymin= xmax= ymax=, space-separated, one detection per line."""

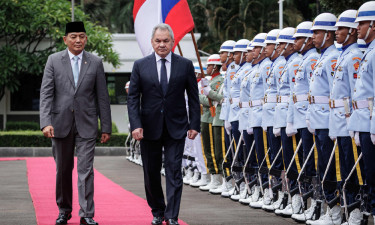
xmin=352 ymin=100 xmax=369 ymax=110
xmin=230 ymin=98 xmax=240 ymax=104
xmin=329 ymin=99 xmax=348 ymax=108
xmin=264 ymin=95 xmax=277 ymax=103
xmin=239 ymin=102 xmax=250 ymax=108
xmin=309 ymin=95 xmax=329 ymax=104
xmin=250 ymin=99 xmax=263 ymax=107
xmin=277 ymin=95 xmax=289 ymax=103
xmin=293 ymin=94 xmax=309 ymax=103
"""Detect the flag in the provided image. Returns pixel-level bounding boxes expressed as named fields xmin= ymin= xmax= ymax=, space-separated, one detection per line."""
xmin=133 ymin=0 xmax=195 ymax=56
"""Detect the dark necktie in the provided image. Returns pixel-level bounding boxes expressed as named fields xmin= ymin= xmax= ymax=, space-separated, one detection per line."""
xmin=160 ymin=58 xmax=168 ymax=95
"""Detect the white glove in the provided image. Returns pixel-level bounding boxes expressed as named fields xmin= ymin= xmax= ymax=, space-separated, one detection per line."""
xmin=224 ymin=121 xmax=231 ymax=135
xmin=349 ymin=131 xmax=354 ymax=138
xmin=262 ymin=126 xmax=268 ymax=132
xmin=273 ymin=127 xmax=281 ymax=137
xmin=306 ymin=120 xmax=315 ymax=134
xmin=202 ymin=86 xmax=211 ymax=96
xmin=286 ymin=123 xmax=297 ymax=137
xmin=354 ymin=132 xmax=361 ymax=147
xmin=201 ymin=78 xmax=209 ymax=87
xmin=247 ymin=127 xmax=253 ymax=135
xmin=371 ymin=133 xmax=375 ymax=145
xmin=330 ymin=136 xmax=337 ymax=141
xmin=346 ymin=118 xmax=354 ymax=138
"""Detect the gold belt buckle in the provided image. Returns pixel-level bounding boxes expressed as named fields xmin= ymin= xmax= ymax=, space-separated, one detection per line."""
xmin=293 ymin=94 xmax=297 ymax=103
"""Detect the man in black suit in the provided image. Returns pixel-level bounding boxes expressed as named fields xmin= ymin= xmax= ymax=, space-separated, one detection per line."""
xmin=127 ymin=23 xmax=200 ymax=225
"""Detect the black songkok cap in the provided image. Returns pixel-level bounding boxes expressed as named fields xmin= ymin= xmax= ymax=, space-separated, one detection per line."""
xmin=65 ymin=21 xmax=86 ymax=35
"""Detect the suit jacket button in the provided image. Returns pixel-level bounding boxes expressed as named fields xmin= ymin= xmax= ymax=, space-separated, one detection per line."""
xmin=161 ymin=109 xmax=163 ymax=113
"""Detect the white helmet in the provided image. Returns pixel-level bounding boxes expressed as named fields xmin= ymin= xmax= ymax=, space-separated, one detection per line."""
xmin=276 ymin=27 xmax=296 ymax=44
xmin=311 ymin=13 xmax=337 ymax=31
xmin=233 ymin=39 xmax=251 ymax=52
xmin=293 ymin=21 xmax=314 ymax=38
xmin=265 ymin=29 xmax=281 ymax=44
xmin=125 ymin=81 xmax=130 ymax=89
xmin=357 ymin=39 xmax=366 ymax=52
xmin=206 ymin=54 xmax=222 ymax=65
xmin=219 ymin=40 xmax=236 ymax=53
xmin=355 ymin=1 xmax=375 ymax=22
xmin=335 ymin=10 xmax=358 ymax=29
xmin=251 ymin=33 xmax=267 ymax=47
xmin=356 ymin=1 xmax=375 ymax=41
xmin=193 ymin=62 xmax=207 ymax=74
xmin=247 ymin=41 xmax=254 ymax=50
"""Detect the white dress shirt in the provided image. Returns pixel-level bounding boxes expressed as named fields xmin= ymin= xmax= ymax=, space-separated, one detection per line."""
xmin=155 ymin=51 xmax=172 ymax=83
xmin=67 ymin=49 xmax=83 ymax=73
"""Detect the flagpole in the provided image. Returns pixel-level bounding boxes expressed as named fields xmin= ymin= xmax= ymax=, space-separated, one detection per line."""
xmin=177 ymin=44 xmax=183 ymax=57
xmin=190 ymin=30 xmax=216 ymax=116
xmin=190 ymin=31 xmax=205 ymax=78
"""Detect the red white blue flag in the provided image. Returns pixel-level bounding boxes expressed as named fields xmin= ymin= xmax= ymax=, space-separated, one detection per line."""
xmin=133 ymin=0 xmax=195 ymax=56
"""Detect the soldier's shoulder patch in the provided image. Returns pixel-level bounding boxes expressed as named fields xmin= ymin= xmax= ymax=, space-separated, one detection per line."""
xmin=352 ymin=57 xmax=361 ymax=61
xmin=331 ymin=59 xmax=337 ymax=63
xmin=311 ymin=59 xmax=317 ymax=62
xmin=279 ymin=66 xmax=284 ymax=69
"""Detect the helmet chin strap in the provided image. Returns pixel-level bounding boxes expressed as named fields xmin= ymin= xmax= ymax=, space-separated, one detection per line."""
xmin=320 ymin=31 xmax=328 ymax=49
xmin=280 ymin=43 xmax=289 ymax=57
xmin=270 ymin=44 xmax=278 ymax=58
xmin=210 ymin=65 xmax=216 ymax=76
xmin=256 ymin=47 xmax=264 ymax=59
xmin=343 ymin=28 xmax=353 ymax=45
xmin=300 ymin=37 xmax=309 ymax=52
xmin=364 ymin=21 xmax=374 ymax=41
xmin=239 ymin=52 xmax=244 ymax=64
xmin=224 ymin=51 xmax=230 ymax=65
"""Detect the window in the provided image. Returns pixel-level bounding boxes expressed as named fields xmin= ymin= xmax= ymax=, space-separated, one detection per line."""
xmin=10 ymin=73 xmax=42 ymax=111
xmin=106 ymin=73 xmax=130 ymax=105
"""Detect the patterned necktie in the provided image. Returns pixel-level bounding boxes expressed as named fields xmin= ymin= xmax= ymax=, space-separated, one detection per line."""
xmin=73 ymin=55 xmax=79 ymax=86
xmin=160 ymin=58 xmax=168 ymax=95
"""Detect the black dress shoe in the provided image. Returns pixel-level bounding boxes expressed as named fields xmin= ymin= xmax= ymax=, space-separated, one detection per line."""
xmin=56 ymin=212 xmax=72 ymax=224
xmin=151 ymin=216 xmax=164 ymax=225
xmin=166 ymin=218 xmax=180 ymax=225
xmin=80 ymin=217 xmax=98 ymax=225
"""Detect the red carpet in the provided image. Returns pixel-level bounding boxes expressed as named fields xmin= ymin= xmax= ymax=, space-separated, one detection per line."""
xmin=1 ymin=157 xmax=187 ymax=225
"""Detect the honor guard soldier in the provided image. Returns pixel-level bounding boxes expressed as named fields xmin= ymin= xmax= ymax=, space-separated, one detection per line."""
xmin=189 ymin=63 xmax=212 ymax=188
xmin=226 ymin=39 xmax=252 ymax=200
xmin=232 ymin=42 xmax=258 ymax=201
xmin=305 ymin=12 xmax=340 ymax=225
xmin=290 ymin=21 xmax=320 ymax=222
xmin=256 ymin=29 xmax=285 ymax=210
xmin=199 ymin=55 xmax=224 ymax=192
xmin=220 ymin=41 xmax=242 ymax=198
xmin=212 ymin=40 xmax=238 ymax=195
xmin=273 ymin=27 xmax=303 ymax=217
xmin=247 ymin=33 xmax=272 ymax=205
xmin=349 ymin=1 xmax=375 ymax=224
xmin=200 ymin=54 xmax=227 ymax=193
xmin=328 ymin=10 xmax=365 ymax=225
xmin=238 ymin=42 xmax=260 ymax=204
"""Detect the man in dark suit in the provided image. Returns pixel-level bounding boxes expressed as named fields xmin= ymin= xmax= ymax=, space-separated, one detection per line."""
xmin=128 ymin=23 xmax=200 ymax=225
xmin=40 ymin=21 xmax=111 ymax=225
